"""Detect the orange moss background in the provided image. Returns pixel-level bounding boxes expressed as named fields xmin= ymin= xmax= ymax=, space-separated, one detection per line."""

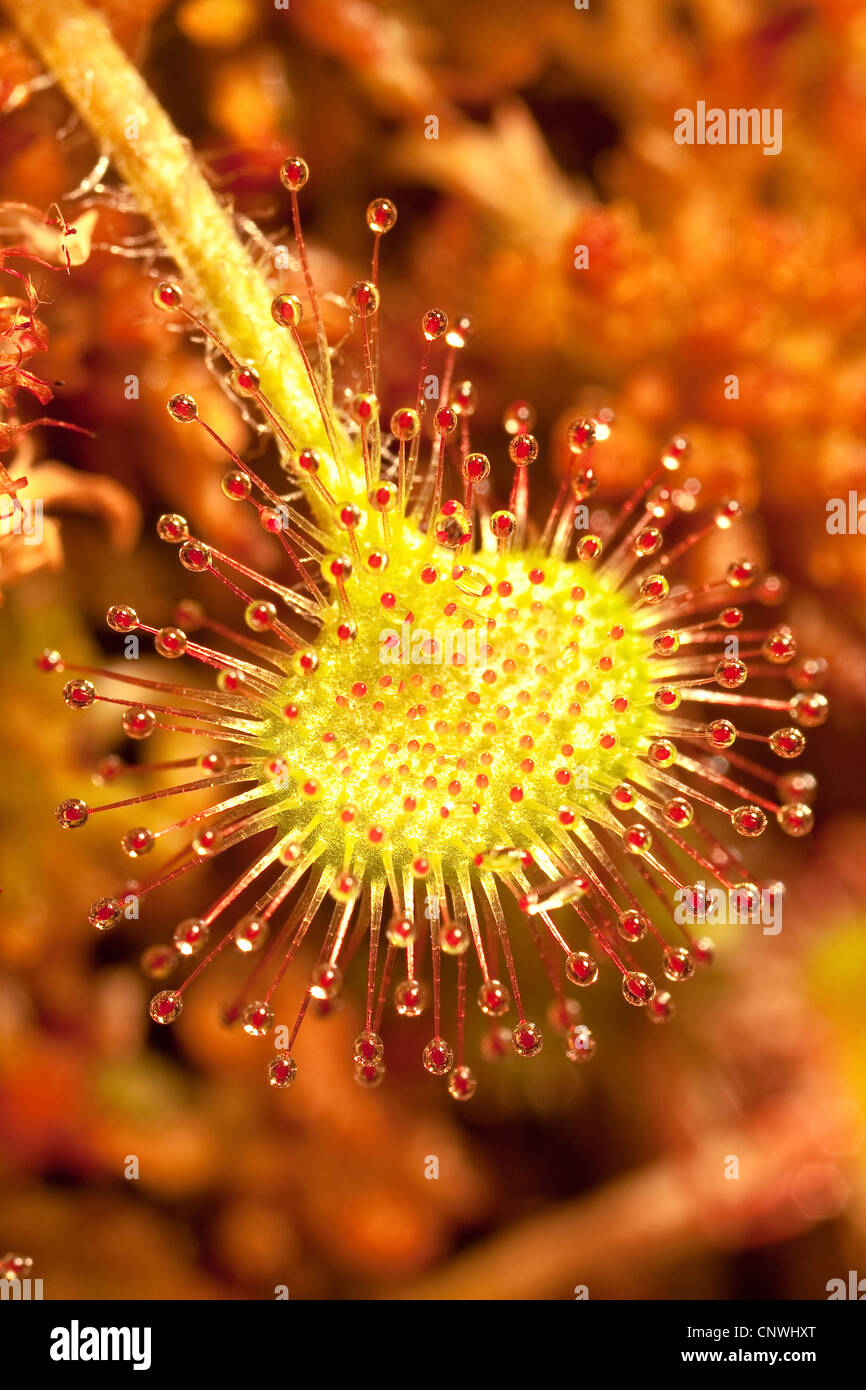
xmin=0 ymin=0 xmax=865 ymax=1300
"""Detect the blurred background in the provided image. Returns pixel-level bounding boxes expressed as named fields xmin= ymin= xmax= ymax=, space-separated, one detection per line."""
xmin=1 ymin=0 xmax=865 ymax=1300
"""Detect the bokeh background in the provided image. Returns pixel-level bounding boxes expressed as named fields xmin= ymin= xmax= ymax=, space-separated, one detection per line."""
xmin=1 ymin=0 xmax=866 ymax=1299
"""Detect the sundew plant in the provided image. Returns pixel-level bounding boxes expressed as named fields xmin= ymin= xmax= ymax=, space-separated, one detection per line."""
xmin=11 ymin=0 xmax=826 ymax=1099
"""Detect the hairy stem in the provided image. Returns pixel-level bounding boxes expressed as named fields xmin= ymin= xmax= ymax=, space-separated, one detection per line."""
xmin=4 ymin=0 xmax=349 ymax=506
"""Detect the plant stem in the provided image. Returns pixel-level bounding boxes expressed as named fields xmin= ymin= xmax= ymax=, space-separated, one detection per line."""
xmin=392 ymin=1094 xmax=832 ymax=1299
xmin=4 ymin=0 xmax=348 ymax=506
